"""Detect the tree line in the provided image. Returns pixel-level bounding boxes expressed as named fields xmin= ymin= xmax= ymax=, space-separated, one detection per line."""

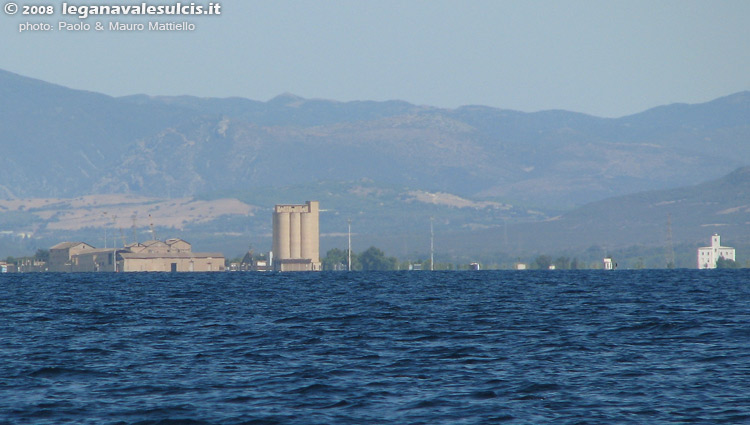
xmin=322 ymin=247 xmax=399 ymax=271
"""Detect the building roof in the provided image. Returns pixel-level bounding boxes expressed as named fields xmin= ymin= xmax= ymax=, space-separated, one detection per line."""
xmin=166 ymin=238 xmax=190 ymax=245
xmin=141 ymin=240 xmax=168 ymax=247
xmin=120 ymin=252 xmax=224 ymax=260
xmin=74 ymin=248 xmax=126 ymax=255
xmin=50 ymin=241 xmax=92 ymax=250
xmin=126 ymin=239 xmax=191 ymax=248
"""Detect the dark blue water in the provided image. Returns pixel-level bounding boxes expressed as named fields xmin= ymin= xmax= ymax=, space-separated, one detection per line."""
xmin=1 ymin=270 xmax=749 ymax=424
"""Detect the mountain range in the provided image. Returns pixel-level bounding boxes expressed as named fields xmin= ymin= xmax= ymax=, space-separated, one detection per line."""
xmin=0 ymin=68 xmax=748 ymax=263
xmin=454 ymin=167 xmax=750 ymax=267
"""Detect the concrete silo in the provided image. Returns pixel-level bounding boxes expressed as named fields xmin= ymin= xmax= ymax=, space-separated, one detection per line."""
xmin=271 ymin=201 xmax=321 ymax=271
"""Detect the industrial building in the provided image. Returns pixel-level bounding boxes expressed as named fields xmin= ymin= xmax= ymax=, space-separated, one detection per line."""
xmin=119 ymin=238 xmax=223 ymax=272
xmin=49 ymin=241 xmax=96 ymax=272
xmin=697 ymin=234 xmax=736 ymax=269
xmin=47 ymin=238 xmax=224 ymax=272
xmin=272 ymin=201 xmax=321 ymax=271
xmin=119 ymin=251 xmax=224 ymax=272
xmin=71 ymin=248 xmax=127 ymax=272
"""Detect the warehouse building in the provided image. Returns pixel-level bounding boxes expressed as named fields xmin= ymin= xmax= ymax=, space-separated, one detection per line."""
xmin=47 ymin=238 xmax=224 ymax=272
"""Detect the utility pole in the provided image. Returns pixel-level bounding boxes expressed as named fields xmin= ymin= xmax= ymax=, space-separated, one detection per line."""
xmin=102 ymin=211 xmax=108 ymax=249
xmin=347 ymin=218 xmax=352 ymax=271
xmin=666 ymin=213 xmax=675 ymax=268
xmin=148 ymin=214 xmax=157 ymax=241
xmin=112 ymin=215 xmax=120 ymax=247
xmin=430 ymin=217 xmax=434 ymax=271
xmin=131 ymin=213 xmax=138 ymax=245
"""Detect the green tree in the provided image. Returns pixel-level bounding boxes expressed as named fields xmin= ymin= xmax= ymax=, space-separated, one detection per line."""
xmin=34 ymin=249 xmax=49 ymax=262
xmin=716 ymin=257 xmax=739 ymax=269
xmin=226 ymin=254 xmax=244 ymax=266
xmin=322 ymin=248 xmax=346 ymax=270
xmin=359 ymin=246 xmax=397 ymax=271
xmin=553 ymin=256 xmax=570 ymax=270
xmin=534 ymin=255 xmax=552 ymax=270
xmin=322 ymin=248 xmax=361 ymax=271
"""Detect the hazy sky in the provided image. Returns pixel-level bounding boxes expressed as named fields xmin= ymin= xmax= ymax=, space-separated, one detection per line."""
xmin=1 ymin=0 xmax=748 ymax=117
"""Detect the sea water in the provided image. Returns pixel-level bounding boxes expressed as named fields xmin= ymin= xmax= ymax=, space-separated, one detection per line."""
xmin=1 ymin=270 xmax=749 ymax=424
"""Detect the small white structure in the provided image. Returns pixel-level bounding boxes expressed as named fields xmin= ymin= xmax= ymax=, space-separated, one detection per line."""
xmin=697 ymin=234 xmax=735 ymax=269
xmin=603 ymin=257 xmax=616 ymax=270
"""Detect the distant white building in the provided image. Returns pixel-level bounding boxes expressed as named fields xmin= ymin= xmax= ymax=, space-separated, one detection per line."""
xmin=697 ymin=234 xmax=735 ymax=269
xmin=603 ymin=257 xmax=616 ymax=270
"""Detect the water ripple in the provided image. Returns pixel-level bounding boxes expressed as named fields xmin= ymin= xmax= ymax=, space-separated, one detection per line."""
xmin=1 ymin=269 xmax=749 ymax=424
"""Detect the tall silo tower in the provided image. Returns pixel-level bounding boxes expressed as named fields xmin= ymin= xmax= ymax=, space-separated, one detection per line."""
xmin=272 ymin=201 xmax=320 ymax=271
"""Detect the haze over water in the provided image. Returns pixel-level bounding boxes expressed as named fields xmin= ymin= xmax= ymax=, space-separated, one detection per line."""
xmin=1 ymin=270 xmax=749 ymax=424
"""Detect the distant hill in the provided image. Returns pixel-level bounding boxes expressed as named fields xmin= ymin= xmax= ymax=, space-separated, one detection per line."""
xmin=540 ymin=166 xmax=750 ymax=248
xmin=449 ymin=167 xmax=750 ymax=261
xmin=1 ymin=68 xmax=748 ymax=208
xmin=1 ymin=69 xmax=750 ymax=261
xmin=0 ymin=70 xmax=201 ymax=199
